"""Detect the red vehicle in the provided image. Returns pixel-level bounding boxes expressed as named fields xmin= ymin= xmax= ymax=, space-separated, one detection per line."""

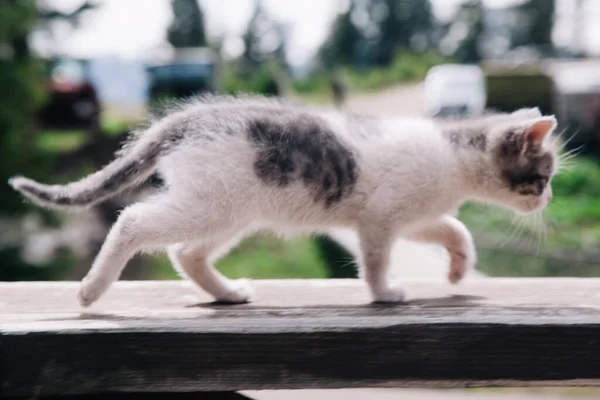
xmin=37 ymin=58 xmax=100 ymax=131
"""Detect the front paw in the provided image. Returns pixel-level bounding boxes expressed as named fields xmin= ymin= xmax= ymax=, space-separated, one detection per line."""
xmin=215 ymin=279 xmax=254 ymax=304
xmin=448 ymin=249 xmax=476 ymax=284
xmin=77 ymin=279 xmax=103 ymax=308
xmin=371 ymin=285 xmax=406 ymax=303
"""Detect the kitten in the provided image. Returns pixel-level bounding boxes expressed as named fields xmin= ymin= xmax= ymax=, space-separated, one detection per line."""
xmin=9 ymin=96 xmax=558 ymax=306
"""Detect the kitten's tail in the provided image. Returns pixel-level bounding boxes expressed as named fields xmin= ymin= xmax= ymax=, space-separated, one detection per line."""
xmin=9 ymin=130 xmax=166 ymax=212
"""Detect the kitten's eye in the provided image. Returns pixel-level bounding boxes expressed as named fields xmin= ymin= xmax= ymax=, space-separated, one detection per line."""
xmin=543 ymin=164 xmax=553 ymax=175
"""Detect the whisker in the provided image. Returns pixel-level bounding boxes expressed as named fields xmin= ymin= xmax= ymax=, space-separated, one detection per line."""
xmin=559 ymin=152 xmax=582 ymax=164
xmin=561 ymin=143 xmax=586 ymax=159
xmin=543 ymin=214 xmax=560 ymax=235
xmin=338 ymin=258 xmax=358 ymax=270
xmin=500 ymin=215 xmax=527 ymax=248
xmin=524 ymin=214 xmax=540 ymax=252
xmin=558 ymin=128 xmax=580 ymax=149
xmin=534 ymin=212 xmax=548 ymax=257
xmin=561 ymin=159 xmax=579 ymax=169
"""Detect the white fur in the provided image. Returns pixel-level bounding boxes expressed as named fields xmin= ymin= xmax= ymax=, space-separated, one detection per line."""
xmin=9 ymin=98 xmax=557 ymax=307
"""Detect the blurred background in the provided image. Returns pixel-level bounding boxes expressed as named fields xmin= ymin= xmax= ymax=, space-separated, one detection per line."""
xmin=1 ymin=0 xmax=600 ymax=287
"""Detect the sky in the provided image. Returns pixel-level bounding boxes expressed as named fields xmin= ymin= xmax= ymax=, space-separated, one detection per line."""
xmin=33 ymin=0 xmax=600 ymax=65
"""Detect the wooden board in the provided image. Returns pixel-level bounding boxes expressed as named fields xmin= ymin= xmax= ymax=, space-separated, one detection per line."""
xmin=2 ymin=279 xmax=600 ymax=397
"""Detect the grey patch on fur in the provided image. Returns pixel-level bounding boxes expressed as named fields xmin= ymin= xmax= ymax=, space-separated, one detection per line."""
xmin=438 ymin=108 xmax=545 ymax=152
xmin=247 ymin=114 xmax=358 ymax=207
xmin=499 ymin=129 xmax=523 ymax=157
xmin=435 ymin=108 xmax=542 ymax=124
xmin=443 ymin=127 xmax=488 ymax=151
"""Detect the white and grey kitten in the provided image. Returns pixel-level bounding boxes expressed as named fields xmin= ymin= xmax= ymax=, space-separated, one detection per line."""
xmin=9 ymin=96 xmax=559 ymax=306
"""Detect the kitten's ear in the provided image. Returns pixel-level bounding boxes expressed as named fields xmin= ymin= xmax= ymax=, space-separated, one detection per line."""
xmin=512 ymin=107 xmax=542 ymax=119
xmin=522 ymin=116 xmax=557 ymax=154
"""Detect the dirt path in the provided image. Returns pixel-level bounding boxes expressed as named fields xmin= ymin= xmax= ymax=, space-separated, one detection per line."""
xmin=345 ymin=82 xmax=426 ymax=117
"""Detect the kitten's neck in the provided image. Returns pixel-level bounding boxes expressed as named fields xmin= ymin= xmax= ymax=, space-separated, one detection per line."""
xmin=438 ymin=123 xmax=497 ymax=200
xmin=450 ymin=141 xmax=497 ymax=201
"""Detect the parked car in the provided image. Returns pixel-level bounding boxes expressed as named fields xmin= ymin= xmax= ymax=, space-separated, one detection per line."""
xmin=145 ymin=47 xmax=219 ymax=103
xmin=37 ymin=57 xmax=100 ymax=131
xmin=424 ymin=64 xmax=486 ymax=118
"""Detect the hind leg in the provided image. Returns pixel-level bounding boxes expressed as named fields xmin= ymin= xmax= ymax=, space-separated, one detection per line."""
xmin=168 ymin=237 xmax=252 ymax=304
xmin=77 ymin=197 xmax=235 ymax=307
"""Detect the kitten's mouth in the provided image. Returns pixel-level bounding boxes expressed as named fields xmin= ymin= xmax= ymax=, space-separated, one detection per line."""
xmin=517 ymin=197 xmax=549 ymax=215
xmin=533 ymin=197 xmax=551 ymax=212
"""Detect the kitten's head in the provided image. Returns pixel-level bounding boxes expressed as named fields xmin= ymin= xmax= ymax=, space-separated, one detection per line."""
xmin=485 ymin=115 xmax=559 ymax=215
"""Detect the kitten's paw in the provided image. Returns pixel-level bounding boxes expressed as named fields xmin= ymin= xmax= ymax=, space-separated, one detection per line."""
xmin=77 ymin=280 xmax=103 ymax=308
xmin=371 ymin=285 xmax=406 ymax=303
xmin=448 ymin=249 xmax=476 ymax=284
xmin=216 ymin=279 xmax=254 ymax=304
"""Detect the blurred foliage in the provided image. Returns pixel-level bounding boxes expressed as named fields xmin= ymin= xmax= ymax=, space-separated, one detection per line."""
xmin=512 ymin=0 xmax=555 ymax=54
xmin=167 ymin=0 xmax=206 ymax=48
xmin=451 ymin=0 xmax=484 ymax=63
xmin=218 ymin=1 xmax=290 ymax=97
xmin=340 ymin=50 xmax=446 ymax=91
xmin=0 ymin=1 xmax=70 ymax=280
xmin=241 ymin=1 xmax=286 ymax=69
xmin=437 ymin=0 xmax=555 ymax=63
xmin=320 ymin=0 xmax=434 ymax=69
xmin=295 ymin=51 xmax=446 ymax=94
xmin=222 ymin=62 xmax=282 ymax=96
xmin=319 ymin=1 xmax=360 ymax=69
xmin=369 ymin=0 xmax=434 ymax=65
xmin=312 ymin=0 xmax=445 ymax=100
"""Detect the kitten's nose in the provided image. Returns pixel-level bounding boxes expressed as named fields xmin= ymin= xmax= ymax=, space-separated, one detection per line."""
xmin=546 ymin=191 xmax=553 ymax=202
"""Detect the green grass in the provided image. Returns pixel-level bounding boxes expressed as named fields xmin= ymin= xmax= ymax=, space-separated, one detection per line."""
xmin=152 ymin=234 xmax=329 ymax=280
xmin=36 ymin=130 xmax=87 ymax=153
xmin=36 ymin=115 xmax=133 ymax=154
xmin=101 ymin=118 xmax=131 ymax=136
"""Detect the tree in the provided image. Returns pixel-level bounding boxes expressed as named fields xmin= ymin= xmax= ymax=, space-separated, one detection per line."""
xmin=167 ymin=0 xmax=207 ymax=48
xmin=37 ymin=1 xmax=100 ymax=55
xmin=319 ymin=0 xmax=362 ymax=68
xmin=451 ymin=0 xmax=484 ymax=63
xmin=224 ymin=0 xmax=289 ymax=96
xmin=39 ymin=1 xmax=99 ymax=27
xmin=369 ymin=0 xmax=434 ymax=65
xmin=320 ymin=0 xmax=435 ymax=69
xmin=241 ymin=0 xmax=286 ymax=69
xmin=512 ymin=0 xmax=555 ymax=54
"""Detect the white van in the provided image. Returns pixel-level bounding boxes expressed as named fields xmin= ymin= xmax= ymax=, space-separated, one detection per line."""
xmin=423 ymin=64 xmax=486 ymax=117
